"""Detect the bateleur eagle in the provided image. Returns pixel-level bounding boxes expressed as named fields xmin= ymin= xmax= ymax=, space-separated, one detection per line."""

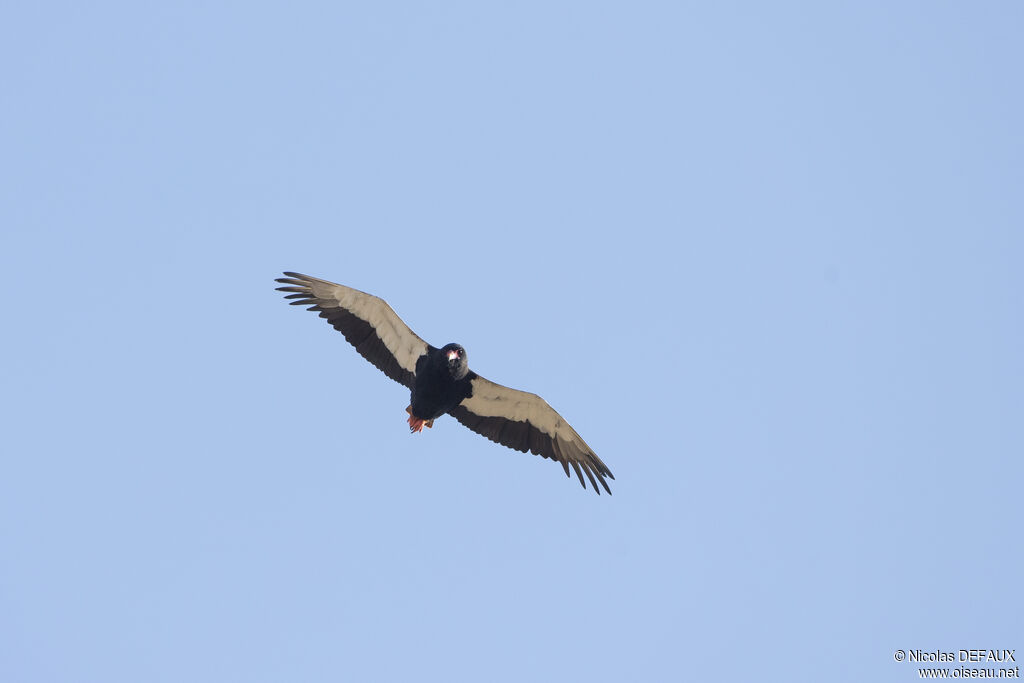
xmin=275 ymin=272 xmax=614 ymax=495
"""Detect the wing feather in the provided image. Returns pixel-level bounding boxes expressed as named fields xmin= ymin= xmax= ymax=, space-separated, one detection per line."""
xmin=448 ymin=375 xmax=614 ymax=495
xmin=275 ymin=272 xmax=430 ymax=388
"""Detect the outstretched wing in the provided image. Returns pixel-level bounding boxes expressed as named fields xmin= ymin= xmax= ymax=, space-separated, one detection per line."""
xmin=448 ymin=374 xmax=614 ymax=495
xmin=275 ymin=272 xmax=431 ymax=388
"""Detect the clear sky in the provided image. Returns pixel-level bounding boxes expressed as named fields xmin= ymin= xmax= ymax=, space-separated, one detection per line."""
xmin=2 ymin=2 xmax=1021 ymax=682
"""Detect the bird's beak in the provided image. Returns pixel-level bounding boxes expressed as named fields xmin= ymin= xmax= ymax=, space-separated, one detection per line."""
xmin=447 ymin=350 xmax=459 ymax=361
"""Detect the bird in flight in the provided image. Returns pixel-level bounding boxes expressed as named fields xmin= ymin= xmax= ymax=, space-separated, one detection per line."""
xmin=275 ymin=272 xmax=614 ymax=495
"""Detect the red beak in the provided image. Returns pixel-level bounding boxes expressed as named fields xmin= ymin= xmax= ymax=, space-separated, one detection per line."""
xmin=447 ymin=350 xmax=459 ymax=361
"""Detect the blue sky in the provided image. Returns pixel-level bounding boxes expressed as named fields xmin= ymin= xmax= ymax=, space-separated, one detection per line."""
xmin=2 ymin=2 xmax=1021 ymax=681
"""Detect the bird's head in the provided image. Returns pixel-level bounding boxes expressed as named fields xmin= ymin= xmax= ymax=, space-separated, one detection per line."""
xmin=441 ymin=343 xmax=468 ymax=379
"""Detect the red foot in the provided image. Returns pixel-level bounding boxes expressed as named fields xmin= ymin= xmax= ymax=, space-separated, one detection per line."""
xmin=406 ymin=406 xmax=433 ymax=433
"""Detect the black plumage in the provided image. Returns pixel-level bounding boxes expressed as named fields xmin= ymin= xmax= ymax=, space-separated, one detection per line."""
xmin=275 ymin=272 xmax=614 ymax=495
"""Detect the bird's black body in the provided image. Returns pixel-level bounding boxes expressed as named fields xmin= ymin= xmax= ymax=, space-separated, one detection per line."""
xmin=410 ymin=343 xmax=473 ymax=420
